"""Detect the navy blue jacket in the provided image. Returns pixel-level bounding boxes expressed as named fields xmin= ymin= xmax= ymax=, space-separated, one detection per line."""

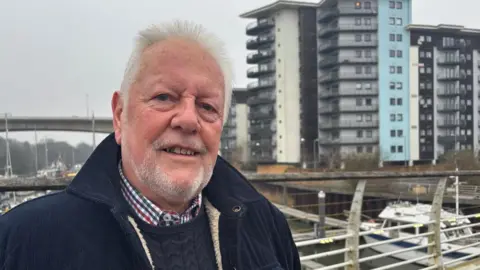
xmin=0 ymin=134 xmax=300 ymax=270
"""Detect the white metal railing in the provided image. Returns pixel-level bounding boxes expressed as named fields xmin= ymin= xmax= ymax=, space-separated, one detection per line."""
xmin=296 ymin=177 xmax=480 ymax=270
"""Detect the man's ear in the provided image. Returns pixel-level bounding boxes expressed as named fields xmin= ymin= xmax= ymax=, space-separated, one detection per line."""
xmin=111 ymin=91 xmax=124 ymax=145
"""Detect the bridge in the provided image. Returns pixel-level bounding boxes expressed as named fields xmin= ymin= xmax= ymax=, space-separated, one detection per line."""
xmin=0 ymin=116 xmax=113 ymax=133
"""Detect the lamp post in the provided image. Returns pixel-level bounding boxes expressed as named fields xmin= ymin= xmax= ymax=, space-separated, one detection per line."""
xmin=313 ymin=138 xmax=319 ymax=169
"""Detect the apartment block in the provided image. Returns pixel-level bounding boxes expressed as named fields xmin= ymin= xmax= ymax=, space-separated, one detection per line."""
xmin=317 ymin=0 xmax=412 ymax=166
xmin=407 ymin=24 xmax=480 ymax=163
xmin=220 ymin=88 xmax=249 ymax=164
xmin=240 ymin=1 xmax=318 ymax=165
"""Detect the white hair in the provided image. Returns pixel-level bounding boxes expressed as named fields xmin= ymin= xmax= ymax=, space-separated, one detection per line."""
xmin=119 ymin=20 xmax=234 ymax=125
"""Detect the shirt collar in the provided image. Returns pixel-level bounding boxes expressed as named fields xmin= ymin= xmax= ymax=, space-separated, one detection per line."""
xmin=118 ymin=160 xmax=202 ymax=226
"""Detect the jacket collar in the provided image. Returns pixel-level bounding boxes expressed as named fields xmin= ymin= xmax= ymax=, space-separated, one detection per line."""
xmin=66 ymin=133 xmax=263 ymax=216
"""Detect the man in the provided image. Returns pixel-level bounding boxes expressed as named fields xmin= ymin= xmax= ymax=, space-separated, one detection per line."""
xmin=0 ymin=20 xmax=300 ymax=270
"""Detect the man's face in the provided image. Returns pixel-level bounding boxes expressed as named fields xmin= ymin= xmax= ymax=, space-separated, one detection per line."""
xmin=112 ymin=37 xmax=224 ymax=206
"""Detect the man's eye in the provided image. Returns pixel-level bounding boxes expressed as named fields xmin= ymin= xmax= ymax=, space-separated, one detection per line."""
xmin=155 ymin=94 xmax=170 ymax=101
xmin=201 ymin=103 xmax=214 ymax=111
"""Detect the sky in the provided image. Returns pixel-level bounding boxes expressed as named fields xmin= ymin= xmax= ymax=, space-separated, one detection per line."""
xmin=0 ymin=0 xmax=478 ymax=146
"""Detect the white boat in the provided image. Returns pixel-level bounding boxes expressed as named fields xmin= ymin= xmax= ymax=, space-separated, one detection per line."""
xmin=360 ymin=201 xmax=480 ymax=267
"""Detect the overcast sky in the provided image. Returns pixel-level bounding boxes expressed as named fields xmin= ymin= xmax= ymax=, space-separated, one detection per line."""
xmin=0 ymin=0 xmax=477 ymax=146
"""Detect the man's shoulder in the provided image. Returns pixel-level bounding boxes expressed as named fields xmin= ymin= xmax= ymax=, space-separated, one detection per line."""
xmin=0 ymin=190 xmax=99 ymax=231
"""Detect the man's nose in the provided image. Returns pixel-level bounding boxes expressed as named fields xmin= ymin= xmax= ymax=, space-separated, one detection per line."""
xmin=170 ymin=98 xmax=200 ymax=133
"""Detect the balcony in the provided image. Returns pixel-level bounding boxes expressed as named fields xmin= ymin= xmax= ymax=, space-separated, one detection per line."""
xmin=318 ymin=104 xmax=378 ymax=114
xmin=249 ymin=110 xmax=275 ymax=120
xmin=438 ymin=135 xmax=467 ymax=145
xmin=319 ymin=120 xmax=379 ymax=129
xmin=318 ymin=136 xmax=379 ymax=145
xmin=247 ymin=79 xmax=275 ymax=91
xmin=317 ymin=7 xmax=377 ymax=23
xmin=318 ymin=72 xmax=378 ymax=83
xmin=247 ymin=92 xmax=275 ymax=106
xmin=436 ymin=103 xmax=466 ymax=112
xmin=320 ymin=56 xmax=377 ymax=68
xmin=438 ymin=41 xmax=466 ymax=50
xmin=249 ymin=124 xmax=275 ymax=135
xmin=318 ymin=88 xmax=378 ymax=99
xmin=437 ymin=73 xmax=462 ymax=81
xmin=436 ymin=87 xmax=465 ymax=96
xmin=246 ymin=34 xmax=274 ymax=50
xmin=318 ymin=24 xmax=377 ymax=38
xmin=246 ymin=18 xmax=274 ymax=36
xmin=437 ymin=57 xmax=461 ymax=65
xmin=318 ymin=38 xmax=377 ymax=53
xmin=246 ymin=49 xmax=275 ymax=64
xmin=437 ymin=119 xmax=466 ymax=127
xmin=246 ymin=63 xmax=275 ymax=78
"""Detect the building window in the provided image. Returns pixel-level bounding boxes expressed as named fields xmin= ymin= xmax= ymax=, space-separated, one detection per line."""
xmin=396 ymin=34 xmax=402 ymax=41
xmin=356 ymin=83 xmax=362 ymax=90
xmin=389 ymin=50 xmax=395 ymax=57
xmin=397 ymin=114 xmax=403 ymax=121
xmin=365 ymin=34 xmax=371 ymax=41
xmin=396 ymin=18 xmax=403 ymax=25
xmin=364 ymin=1 xmax=371 ymax=9
xmin=356 ymin=98 xmax=362 ymax=106
xmin=390 ymin=114 xmax=396 ymax=121
xmin=396 ymin=2 xmax=403 ymax=9
xmin=398 ymin=145 xmax=403 ymax=153
xmin=390 ymin=130 xmax=396 ymax=137
xmin=397 ymin=66 xmax=402 ymax=73
xmin=426 ymin=52 xmax=432 ymax=58
xmin=355 ymin=50 xmax=362 ymax=58
xmin=389 ymin=1 xmax=395 ymax=8
xmin=365 ymin=66 xmax=372 ymax=74
xmin=420 ymin=67 xmax=425 ymax=73
xmin=364 ymin=83 xmax=372 ymax=90
xmin=390 ymin=34 xmax=395 ymax=41
xmin=364 ymin=18 xmax=372 ymax=25
xmin=357 ymin=146 xmax=363 ymax=153
xmin=357 ymin=130 xmax=363 ymax=138
xmin=355 ymin=17 xmax=362 ymax=25
xmin=397 ymin=98 xmax=402 ymax=105
xmin=365 ymin=50 xmax=372 ymax=58
xmin=420 ymin=51 xmax=425 ymax=58
xmin=355 ymin=34 xmax=362 ymax=42
xmin=426 ymin=67 xmax=432 ymax=74
xmin=397 ymin=130 xmax=403 ymax=137
xmin=390 ymin=82 xmax=396 ymax=89
xmin=356 ymin=66 xmax=362 ymax=74
xmin=390 ymin=98 xmax=396 ymax=105
xmin=426 ymin=36 xmax=432 ymax=42
xmin=397 ymin=82 xmax=402 ymax=89
xmin=390 ymin=66 xmax=395 ymax=73
xmin=397 ymin=50 xmax=402 ymax=57
xmin=356 ymin=114 xmax=363 ymax=121
xmin=391 ymin=145 xmax=396 ymax=153
xmin=389 ymin=18 xmax=395 ymax=25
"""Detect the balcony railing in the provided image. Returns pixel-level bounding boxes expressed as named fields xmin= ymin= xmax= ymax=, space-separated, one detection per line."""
xmin=318 ymin=88 xmax=378 ymax=99
xmin=319 ymin=120 xmax=379 ymax=129
xmin=436 ymin=87 xmax=465 ymax=96
xmin=246 ymin=49 xmax=275 ymax=64
xmin=317 ymin=7 xmax=377 ymax=22
xmin=318 ymin=24 xmax=377 ymax=38
xmin=318 ymin=136 xmax=379 ymax=145
xmin=247 ymin=79 xmax=275 ymax=91
xmin=437 ymin=119 xmax=467 ymax=127
xmin=246 ymin=34 xmax=275 ymax=50
xmin=246 ymin=18 xmax=274 ymax=35
xmin=318 ymin=72 xmax=378 ymax=83
xmin=318 ymin=104 xmax=378 ymax=114
xmin=246 ymin=63 xmax=275 ymax=78
xmin=318 ymin=38 xmax=377 ymax=52
xmin=437 ymin=103 xmax=466 ymax=111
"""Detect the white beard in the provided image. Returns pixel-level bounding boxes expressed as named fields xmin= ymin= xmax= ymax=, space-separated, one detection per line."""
xmin=122 ymin=135 xmax=214 ymax=204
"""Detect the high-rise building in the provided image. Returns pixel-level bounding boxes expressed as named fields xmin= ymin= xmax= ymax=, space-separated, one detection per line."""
xmin=317 ymin=0 xmax=412 ymax=166
xmin=240 ymin=1 xmax=318 ymax=165
xmin=407 ymin=24 xmax=480 ymax=163
xmin=220 ymin=88 xmax=249 ymax=164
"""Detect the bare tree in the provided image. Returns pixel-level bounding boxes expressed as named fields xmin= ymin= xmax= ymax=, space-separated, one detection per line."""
xmin=343 ymin=151 xmax=380 ymax=171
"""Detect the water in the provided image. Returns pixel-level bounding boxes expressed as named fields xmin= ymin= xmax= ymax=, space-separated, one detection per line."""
xmin=290 ymin=221 xmax=422 ymax=269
